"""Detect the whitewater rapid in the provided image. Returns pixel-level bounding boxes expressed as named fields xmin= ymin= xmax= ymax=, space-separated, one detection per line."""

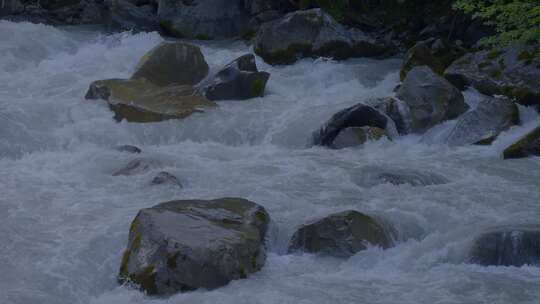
xmin=1 ymin=21 xmax=540 ymax=304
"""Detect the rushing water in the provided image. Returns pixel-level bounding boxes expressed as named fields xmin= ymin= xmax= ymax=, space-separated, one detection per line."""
xmin=1 ymin=21 xmax=540 ymax=304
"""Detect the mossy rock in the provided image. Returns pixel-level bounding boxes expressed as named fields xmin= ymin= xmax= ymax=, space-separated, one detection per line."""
xmin=503 ymin=126 xmax=540 ymax=159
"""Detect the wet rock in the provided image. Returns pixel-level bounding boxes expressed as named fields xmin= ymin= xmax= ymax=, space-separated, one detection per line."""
xmin=332 ymin=126 xmax=387 ymax=149
xmin=446 ymin=97 xmax=519 ymax=146
xmin=118 ymin=198 xmax=270 ymax=295
xmin=198 ymin=54 xmax=270 ymax=101
xmin=312 ymin=103 xmax=398 ymax=148
xmin=113 ymin=158 xmax=162 ymax=176
xmin=131 ymin=42 xmax=209 ymax=87
xmin=158 ymin=0 xmax=250 ymax=39
xmin=470 ymin=226 xmax=540 ymax=266
xmin=151 ymin=171 xmax=182 ymax=188
xmin=106 ymin=0 xmax=159 ymax=32
xmin=85 ymin=79 xmax=216 ymax=122
xmin=396 ymin=66 xmax=469 ymax=133
xmin=288 ymin=210 xmax=393 ymax=257
xmin=351 ymin=165 xmax=449 ymax=187
xmin=400 ymin=39 xmax=465 ymax=80
xmin=0 ymin=0 xmax=23 ymax=17
xmin=503 ymin=126 xmax=540 ymax=159
xmin=244 ymin=0 xmax=295 ymax=15
xmin=444 ymin=46 xmax=540 ymax=107
xmin=254 ymin=9 xmax=391 ymax=65
xmin=116 ymin=145 xmax=142 ymax=154
xmin=369 ymin=97 xmax=413 ymax=135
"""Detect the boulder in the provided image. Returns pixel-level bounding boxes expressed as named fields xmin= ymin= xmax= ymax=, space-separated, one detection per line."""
xmin=400 ymin=39 xmax=465 ymax=80
xmin=351 ymin=165 xmax=449 ymax=187
xmin=85 ymin=79 xmax=216 ymax=122
xmin=116 ymin=145 xmax=142 ymax=154
xmin=0 ymin=0 xmax=23 ymax=16
xmin=288 ymin=210 xmax=393 ymax=257
xmin=445 ymin=97 xmax=519 ymax=146
xmin=470 ymin=226 xmax=540 ymax=267
xmin=157 ymin=0 xmax=250 ymax=39
xmin=332 ymin=126 xmax=387 ymax=149
xmin=312 ymin=103 xmax=398 ymax=148
xmin=131 ymin=42 xmax=209 ymax=87
xmin=254 ymin=8 xmax=390 ymax=65
xmin=396 ymin=66 xmax=469 ymax=133
xmin=106 ymin=0 xmax=159 ymax=32
xmin=444 ymin=46 xmax=540 ymax=107
xmin=197 ymin=54 xmax=270 ymax=101
xmin=503 ymin=126 xmax=540 ymax=159
xmin=113 ymin=158 xmax=162 ymax=176
xmin=151 ymin=171 xmax=183 ymax=188
xmin=369 ymin=97 xmax=412 ymax=135
xmin=119 ymin=198 xmax=270 ymax=295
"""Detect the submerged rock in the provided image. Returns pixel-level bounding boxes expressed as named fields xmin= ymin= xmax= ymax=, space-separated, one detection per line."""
xmin=131 ymin=42 xmax=209 ymax=87
xmin=351 ymin=165 xmax=449 ymax=187
xmin=446 ymin=97 xmax=519 ymax=146
xmin=151 ymin=171 xmax=182 ymax=188
xmin=85 ymin=79 xmax=216 ymax=122
xmin=254 ymin=8 xmax=390 ymax=65
xmin=503 ymin=126 xmax=540 ymax=159
xmin=288 ymin=210 xmax=393 ymax=257
xmin=400 ymin=39 xmax=465 ymax=80
xmin=312 ymin=103 xmax=398 ymax=148
xmin=116 ymin=145 xmax=142 ymax=154
xmin=470 ymin=226 xmax=540 ymax=267
xmin=396 ymin=66 xmax=469 ymax=133
xmin=119 ymin=198 xmax=270 ymax=295
xmin=113 ymin=158 xmax=162 ymax=176
xmin=198 ymin=54 xmax=270 ymax=101
xmin=445 ymin=46 xmax=540 ymax=107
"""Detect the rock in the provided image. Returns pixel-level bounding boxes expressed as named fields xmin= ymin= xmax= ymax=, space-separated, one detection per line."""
xmin=369 ymin=97 xmax=413 ymax=135
xmin=157 ymin=0 xmax=250 ymax=39
xmin=132 ymin=42 xmax=209 ymax=87
xmin=288 ymin=210 xmax=393 ymax=257
xmin=503 ymin=126 xmax=540 ymax=159
xmin=396 ymin=66 xmax=469 ymax=133
xmin=116 ymin=145 xmax=142 ymax=154
xmin=197 ymin=54 xmax=270 ymax=101
xmin=151 ymin=171 xmax=183 ymax=188
xmin=470 ymin=226 xmax=540 ymax=267
xmin=85 ymin=79 xmax=216 ymax=122
xmin=312 ymin=103 xmax=398 ymax=148
xmin=332 ymin=126 xmax=387 ymax=149
xmin=446 ymin=97 xmax=519 ymax=146
xmin=444 ymin=46 xmax=540 ymax=107
xmin=0 ymin=0 xmax=23 ymax=16
xmin=113 ymin=158 xmax=161 ymax=176
xmin=244 ymin=0 xmax=295 ymax=15
xmin=400 ymin=39 xmax=465 ymax=80
xmin=351 ymin=165 xmax=449 ymax=187
xmin=106 ymin=0 xmax=159 ymax=32
xmin=118 ymin=198 xmax=270 ymax=295
xmin=254 ymin=8 xmax=390 ymax=65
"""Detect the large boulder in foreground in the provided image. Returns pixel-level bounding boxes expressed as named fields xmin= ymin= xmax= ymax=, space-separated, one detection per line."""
xmin=503 ymin=126 xmax=540 ymax=159
xmin=157 ymin=0 xmax=250 ymax=39
xmin=470 ymin=226 xmax=540 ymax=267
xmin=131 ymin=42 xmax=209 ymax=87
xmin=312 ymin=103 xmax=398 ymax=148
xmin=445 ymin=97 xmax=519 ymax=146
xmin=288 ymin=210 xmax=393 ymax=257
xmin=119 ymin=198 xmax=270 ymax=295
xmin=85 ymin=79 xmax=216 ymax=122
xmin=254 ymin=8 xmax=390 ymax=65
xmin=445 ymin=46 xmax=540 ymax=107
xmin=396 ymin=66 xmax=469 ymax=133
xmin=197 ymin=54 xmax=270 ymax=101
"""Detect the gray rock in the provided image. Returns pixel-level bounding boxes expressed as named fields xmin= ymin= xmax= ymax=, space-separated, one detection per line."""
xmin=332 ymin=126 xmax=387 ymax=149
xmin=151 ymin=171 xmax=183 ymax=188
xmin=113 ymin=158 xmax=162 ymax=176
xmin=370 ymin=97 xmax=413 ymax=135
xmin=446 ymin=97 xmax=519 ymax=146
xmin=288 ymin=210 xmax=393 ymax=257
xmin=396 ymin=66 xmax=469 ymax=133
xmin=444 ymin=46 xmax=540 ymax=107
xmin=312 ymin=103 xmax=398 ymax=148
xmin=400 ymin=39 xmax=465 ymax=80
xmin=351 ymin=165 xmax=449 ymax=187
xmin=503 ymin=126 xmax=540 ymax=159
xmin=254 ymin=8 xmax=390 ymax=65
xmin=244 ymin=0 xmax=294 ymax=15
xmin=119 ymin=198 xmax=270 ymax=295
xmin=470 ymin=226 xmax=540 ymax=267
xmin=116 ymin=145 xmax=142 ymax=154
xmin=106 ymin=0 xmax=159 ymax=32
xmin=131 ymin=42 xmax=209 ymax=87
xmin=0 ymin=0 xmax=23 ymax=17
xmin=198 ymin=54 xmax=270 ymax=101
xmin=158 ymin=0 xmax=250 ymax=39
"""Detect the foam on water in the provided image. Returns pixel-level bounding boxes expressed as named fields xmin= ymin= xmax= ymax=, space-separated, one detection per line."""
xmin=1 ymin=21 xmax=540 ymax=304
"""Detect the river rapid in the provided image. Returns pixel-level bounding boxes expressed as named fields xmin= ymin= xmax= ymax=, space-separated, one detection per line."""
xmin=1 ymin=21 xmax=540 ymax=304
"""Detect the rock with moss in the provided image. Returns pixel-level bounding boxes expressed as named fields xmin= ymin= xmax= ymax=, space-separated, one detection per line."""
xmin=197 ymin=54 xmax=270 ymax=101
xmin=118 ymin=198 xmax=270 ymax=295
xmin=444 ymin=46 xmax=540 ymax=108
xmin=470 ymin=226 xmax=540 ymax=267
xmin=396 ymin=66 xmax=469 ymax=134
xmin=288 ymin=210 xmax=394 ymax=257
xmin=444 ymin=97 xmax=519 ymax=146
xmin=106 ymin=0 xmax=159 ymax=32
xmin=312 ymin=102 xmax=398 ymax=148
xmin=503 ymin=126 xmax=540 ymax=159
xmin=254 ymin=8 xmax=391 ymax=65
xmin=131 ymin=42 xmax=209 ymax=86
xmin=85 ymin=79 xmax=216 ymax=122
